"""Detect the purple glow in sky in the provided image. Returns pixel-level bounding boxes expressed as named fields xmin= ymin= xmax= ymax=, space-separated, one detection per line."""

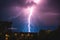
xmin=3 ymin=0 xmax=59 ymax=32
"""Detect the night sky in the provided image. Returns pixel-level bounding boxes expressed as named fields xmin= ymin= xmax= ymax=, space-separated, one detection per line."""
xmin=0 ymin=0 xmax=60 ymax=32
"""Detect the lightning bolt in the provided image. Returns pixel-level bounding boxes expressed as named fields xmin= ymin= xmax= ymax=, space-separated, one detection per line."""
xmin=22 ymin=0 xmax=42 ymax=32
xmin=28 ymin=7 xmax=34 ymax=32
xmin=27 ymin=0 xmax=41 ymax=32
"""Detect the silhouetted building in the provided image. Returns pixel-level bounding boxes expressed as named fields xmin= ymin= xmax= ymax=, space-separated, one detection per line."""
xmin=0 ymin=21 xmax=12 ymax=33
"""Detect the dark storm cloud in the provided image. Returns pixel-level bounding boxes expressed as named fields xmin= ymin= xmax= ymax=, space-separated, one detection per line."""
xmin=0 ymin=0 xmax=27 ymax=7
xmin=47 ymin=0 xmax=60 ymax=12
xmin=0 ymin=0 xmax=37 ymax=8
xmin=0 ymin=0 xmax=59 ymax=11
xmin=0 ymin=0 xmax=26 ymax=19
